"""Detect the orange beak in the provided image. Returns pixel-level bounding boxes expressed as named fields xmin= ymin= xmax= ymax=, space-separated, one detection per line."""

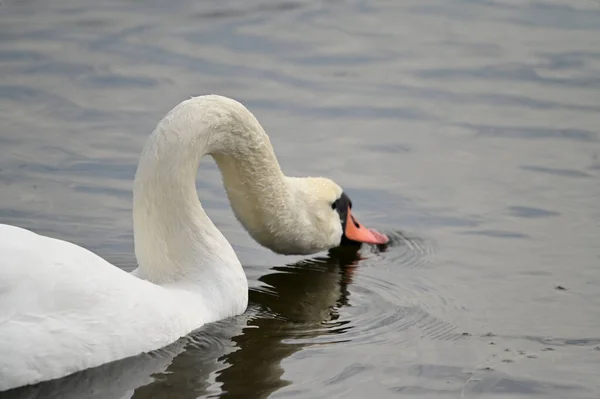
xmin=343 ymin=207 xmax=389 ymax=245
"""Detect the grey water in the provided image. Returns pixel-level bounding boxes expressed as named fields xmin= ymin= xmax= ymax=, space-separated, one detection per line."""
xmin=0 ymin=0 xmax=599 ymax=398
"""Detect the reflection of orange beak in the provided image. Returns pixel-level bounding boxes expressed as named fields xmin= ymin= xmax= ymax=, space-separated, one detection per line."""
xmin=344 ymin=207 xmax=389 ymax=245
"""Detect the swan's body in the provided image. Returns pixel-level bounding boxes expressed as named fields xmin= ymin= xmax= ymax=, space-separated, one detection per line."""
xmin=0 ymin=95 xmax=387 ymax=391
xmin=0 ymin=225 xmax=233 ymax=391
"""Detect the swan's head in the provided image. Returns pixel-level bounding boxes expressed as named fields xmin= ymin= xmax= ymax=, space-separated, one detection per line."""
xmin=271 ymin=177 xmax=389 ymax=255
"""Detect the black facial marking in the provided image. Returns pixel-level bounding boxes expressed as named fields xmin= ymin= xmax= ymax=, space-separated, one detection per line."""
xmin=334 ymin=192 xmax=362 ymax=247
xmin=332 ymin=192 xmax=350 ymax=221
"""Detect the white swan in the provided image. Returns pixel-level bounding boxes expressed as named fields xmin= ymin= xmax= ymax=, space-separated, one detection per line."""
xmin=0 ymin=95 xmax=388 ymax=391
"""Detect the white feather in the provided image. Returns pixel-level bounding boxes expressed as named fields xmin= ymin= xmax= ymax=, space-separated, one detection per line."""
xmin=0 ymin=95 xmax=346 ymax=390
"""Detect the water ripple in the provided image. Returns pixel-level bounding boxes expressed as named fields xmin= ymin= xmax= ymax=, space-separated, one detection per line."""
xmin=243 ymin=233 xmax=460 ymax=355
xmin=368 ymin=230 xmax=438 ymax=269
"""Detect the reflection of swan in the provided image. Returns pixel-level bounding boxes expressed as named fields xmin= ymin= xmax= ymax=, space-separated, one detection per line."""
xmin=0 ymin=95 xmax=387 ymax=390
xmin=1 ymin=250 xmax=363 ymax=399
xmin=217 ymin=249 xmax=363 ymax=399
xmin=0 ymin=339 xmax=191 ymax=399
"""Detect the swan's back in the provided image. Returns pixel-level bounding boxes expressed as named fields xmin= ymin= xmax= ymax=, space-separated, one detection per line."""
xmin=0 ymin=225 xmax=206 ymax=390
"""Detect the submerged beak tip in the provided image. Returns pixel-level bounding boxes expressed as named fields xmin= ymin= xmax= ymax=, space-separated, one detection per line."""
xmin=370 ymin=229 xmax=389 ymax=245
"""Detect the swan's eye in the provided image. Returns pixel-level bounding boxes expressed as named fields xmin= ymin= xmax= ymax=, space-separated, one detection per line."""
xmin=331 ymin=200 xmax=338 ymax=210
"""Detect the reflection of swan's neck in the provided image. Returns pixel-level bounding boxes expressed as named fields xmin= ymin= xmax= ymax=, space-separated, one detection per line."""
xmin=132 ymin=95 xmax=289 ymax=284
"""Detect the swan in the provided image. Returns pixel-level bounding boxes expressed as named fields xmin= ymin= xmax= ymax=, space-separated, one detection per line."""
xmin=0 ymin=95 xmax=388 ymax=391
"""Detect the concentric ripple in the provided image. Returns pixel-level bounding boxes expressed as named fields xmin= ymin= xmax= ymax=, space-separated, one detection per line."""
xmin=363 ymin=230 xmax=439 ymax=269
xmin=334 ymin=274 xmax=462 ymax=347
xmin=243 ymin=231 xmax=461 ymax=352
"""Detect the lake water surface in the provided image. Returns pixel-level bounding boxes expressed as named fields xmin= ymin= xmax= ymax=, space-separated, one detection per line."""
xmin=1 ymin=0 xmax=599 ymax=398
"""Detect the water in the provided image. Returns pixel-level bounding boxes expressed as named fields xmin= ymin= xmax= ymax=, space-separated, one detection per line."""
xmin=1 ymin=0 xmax=599 ymax=397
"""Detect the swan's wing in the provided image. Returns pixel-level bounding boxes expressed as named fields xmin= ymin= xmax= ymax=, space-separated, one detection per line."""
xmin=0 ymin=224 xmax=199 ymax=390
xmin=1 ymin=225 xmax=125 ymax=320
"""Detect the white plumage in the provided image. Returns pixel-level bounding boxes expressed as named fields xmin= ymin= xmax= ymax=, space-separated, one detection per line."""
xmin=0 ymin=95 xmax=349 ymax=390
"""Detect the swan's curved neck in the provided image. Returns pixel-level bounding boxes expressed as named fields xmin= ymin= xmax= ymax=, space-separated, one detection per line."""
xmin=132 ymin=96 xmax=289 ymax=284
